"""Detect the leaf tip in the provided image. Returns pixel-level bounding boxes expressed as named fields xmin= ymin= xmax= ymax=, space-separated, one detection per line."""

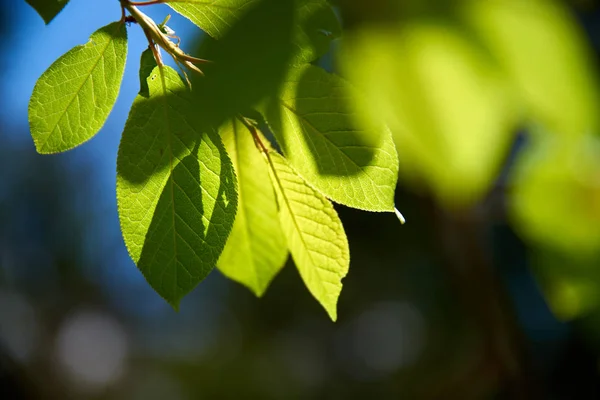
xmin=327 ymin=307 xmax=338 ymax=322
xmin=251 ymin=286 xmax=267 ymax=298
xmin=168 ymin=298 xmax=181 ymax=313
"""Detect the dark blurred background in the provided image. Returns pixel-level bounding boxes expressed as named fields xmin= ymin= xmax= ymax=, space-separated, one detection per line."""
xmin=3 ymin=0 xmax=600 ymax=399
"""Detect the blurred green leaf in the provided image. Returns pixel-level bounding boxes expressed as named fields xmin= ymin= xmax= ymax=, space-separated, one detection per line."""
xmin=29 ymin=21 xmax=127 ymax=153
xmin=117 ymin=65 xmax=238 ymax=308
xmin=464 ymin=0 xmax=600 ymax=136
xmin=509 ymin=130 xmax=600 ymax=257
xmin=266 ymin=64 xmax=399 ymax=212
xmin=25 ymin=0 xmax=69 ymax=23
xmin=340 ymin=23 xmax=516 ymax=207
xmin=268 ymin=152 xmax=349 ymax=321
xmin=530 ymin=250 xmax=600 ymax=320
xmin=218 ymin=119 xmax=288 ymax=296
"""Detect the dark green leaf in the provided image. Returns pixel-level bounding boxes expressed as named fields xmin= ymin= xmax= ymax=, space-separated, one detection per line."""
xmin=191 ymin=0 xmax=295 ymax=128
xmin=25 ymin=0 xmax=69 ymax=24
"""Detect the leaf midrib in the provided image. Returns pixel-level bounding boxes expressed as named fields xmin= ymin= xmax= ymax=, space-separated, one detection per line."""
xmin=158 ymin=65 xmax=181 ymax=300
xmin=269 ymin=155 xmax=334 ymax=301
xmin=280 ymin=100 xmax=365 ymax=174
xmin=232 ymin=122 xmax=262 ymax=292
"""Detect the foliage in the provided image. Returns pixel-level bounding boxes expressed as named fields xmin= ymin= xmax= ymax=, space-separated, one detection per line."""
xmin=25 ymin=0 xmax=400 ymax=320
xmin=25 ymin=0 xmax=600 ymax=321
xmin=336 ymin=0 xmax=600 ymax=319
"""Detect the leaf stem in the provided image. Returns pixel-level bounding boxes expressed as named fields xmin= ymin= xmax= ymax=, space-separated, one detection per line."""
xmin=120 ymin=0 xmax=209 ymax=77
xmin=238 ymin=117 xmax=270 ymax=157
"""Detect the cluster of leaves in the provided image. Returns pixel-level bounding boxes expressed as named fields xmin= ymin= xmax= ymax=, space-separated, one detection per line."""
xmin=337 ymin=0 xmax=600 ymax=319
xmin=25 ymin=0 xmax=400 ymax=320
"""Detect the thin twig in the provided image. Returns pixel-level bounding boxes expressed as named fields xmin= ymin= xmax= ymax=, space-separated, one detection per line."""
xmin=129 ymin=0 xmax=164 ymax=6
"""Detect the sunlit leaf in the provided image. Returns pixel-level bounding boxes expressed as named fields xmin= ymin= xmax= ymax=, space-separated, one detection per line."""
xmin=29 ymin=21 xmax=127 ymax=153
xmin=266 ymin=64 xmax=399 ymax=212
xmin=168 ymin=0 xmax=258 ymax=39
xmin=340 ymin=23 xmax=516 ymax=207
xmin=268 ymin=152 xmax=349 ymax=321
xmin=218 ymin=119 xmax=288 ymax=296
xmin=25 ymin=0 xmax=69 ymax=23
xmin=464 ymin=0 xmax=600 ymax=136
xmin=117 ymin=65 xmax=238 ymax=308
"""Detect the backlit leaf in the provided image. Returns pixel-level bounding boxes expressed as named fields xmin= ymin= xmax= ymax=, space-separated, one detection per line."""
xmin=268 ymin=152 xmax=349 ymax=321
xmin=168 ymin=0 xmax=258 ymax=38
xmin=117 ymin=65 xmax=238 ymax=308
xmin=464 ymin=0 xmax=600 ymax=137
xmin=339 ymin=23 xmax=516 ymax=207
xmin=218 ymin=119 xmax=288 ymax=296
xmin=29 ymin=21 xmax=127 ymax=153
xmin=265 ymin=64 xmax=399 ymax=211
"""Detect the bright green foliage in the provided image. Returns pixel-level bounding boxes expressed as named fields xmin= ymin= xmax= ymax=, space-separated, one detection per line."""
xmin=266 ymin=64 xmax=399 ymax=212
xmin=465 ymin=0 xmax=600 ymax=137
xmin=218 ymin=120 xmax=288 ymax=296
xmin=117 ymin=65 xmax=237 ymax=308
xmin=25 ymin=0 xmax=404 ymax=319
xmin=168 ymin=0 xmax=258 ymax=39
xmin=267 ymin=152 xmax=349 ymax=321
xmin=28 ymin=22 xmax=127 ymax=154
xmin=340 ymin=23 xmax=516 ymax=207
xmin=26 ymin=0 xmax=69 ymax=23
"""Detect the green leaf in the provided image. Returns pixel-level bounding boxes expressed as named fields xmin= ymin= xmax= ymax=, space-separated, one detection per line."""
xmin=171 ymin=0 xmax=339 ymax=63
xmin=117 ymin=65 xmax=238 ymax=308
xmin=26 ymin=0 xmax=69 ymax=23
xmin=138 ymin=48 xmax=157 ymax=98
xmin=509 ymin=130 xmax=600 ymax=256
xmin=339 ymin=23 xmax=516 ymax=207
xmin=218 ymin=119 xmax=288 ymax=296
xmin=291 ymin=0 xmax=341 ymax=65
xmin=265 ymin=64 xmax=399 ymax=212
xmin=191 ymin=0 xmax=295 ymax=128
xmin=267 ymin=152 xmax=349 ymax=321
xmin=464 ymin=0 xmax=600 ymax=137
xmin=168 ymin=0 xmax=258 ymax=39
xmin=28 ymin=21 xmax=128 ymax=154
